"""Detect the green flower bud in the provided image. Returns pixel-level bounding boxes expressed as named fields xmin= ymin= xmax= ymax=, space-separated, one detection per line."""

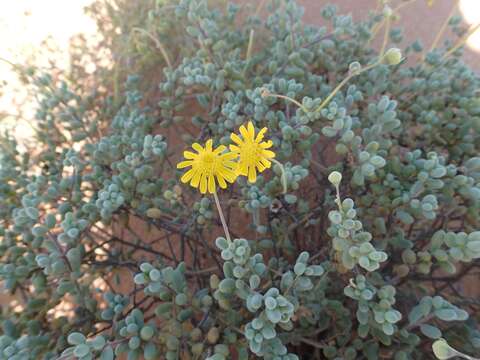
xmin=328 ymin=171 xmax=342 ymax=186
xmin=385 ymin=48 xmax=402 ymax=66
xmin=348 ymin=61 xmax=362 ymax=75
xmin=383 ymin=5 xmax=393 ymax=18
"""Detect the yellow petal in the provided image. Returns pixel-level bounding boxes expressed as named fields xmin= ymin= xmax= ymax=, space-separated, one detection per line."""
xmin=256 ymin=160 xmax=266 ymax=172
xmin=181 ymin=168 xmax=195 ymax=183
xmin=177 ymin=160 xmax=193 ymax=169
xmin=248 ymin=165 xmax=257 ymax=183
xmin=205 ymin=139 xmax=213 ymax=152
xmin=191 ymin=170 xmax=202 ymax=188
xmin=247 ymin=121 xmax=255 ymax=139
xmin=260 ymin=158 xmax=272 ymax=169
xmin=199 ymin=173 xmax=208 ymax=194
xmin=231 ymin=133 xmax=243 ymax=145
xmin=222 ymin=168 xmax=238 ymax=182
xmin=183 ymin=151 xmax=197 ymax=159
xmin=229 ymin=144 xmax=240 ymax=153
xmin=256 ymin=127 xmax=267 ymax=143
xmin=235 ymin=163 xmax=248 ymax=176
xmin=208 ymin=174 xmax=216 ymax=193
xmin=213 ymin=145 xmax=226 ymax=154
xmin=262 ymin=149 xmax=275 ymax=159
xmin=260 ymin=140 xmax=273 ymax=149
xmin=221 ymin=151 xmax=238 ymax=161
xmin=224 ymin=160 xmax=237 ymax=169
xmin=239 ymin=125 xmax=250 ymax=140
xmin=192 ymin=143 xmax=203 ymax=153
xmin=217 ymin=174 xmax=227 ymax=189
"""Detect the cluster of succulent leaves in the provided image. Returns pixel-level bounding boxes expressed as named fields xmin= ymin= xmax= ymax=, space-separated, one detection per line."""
xmin=0 ymin=0 xmax=480 ymax=359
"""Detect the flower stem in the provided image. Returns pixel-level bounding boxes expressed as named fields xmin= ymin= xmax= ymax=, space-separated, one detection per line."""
xmin=261 ymin=88 xmax=308 ymax=113
xmin=428 ymin=0 xmax=459 ymax=54
xmin=441 ymin=22 xmax=480 ymax=60
xmin=213 ymin=190 xmax=231 ymax=242
xmin=313 ymin=60 xmax=381 ymax=113
xmin=131 ymin=27 xmax=172 ymax=68
xmin=314 ymin=14 xmax=392 ymax=114
xmin=378 ymin=15 xmax=391 ymax=58
xmin=246 ymin=29 xmax=255 ymax=62
xmin=334 ymin=184 xmax=342 ymax=208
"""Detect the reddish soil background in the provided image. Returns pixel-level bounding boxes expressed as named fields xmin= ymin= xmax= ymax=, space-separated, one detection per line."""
xmin=298 ymin=0 xmax=479 ymax=70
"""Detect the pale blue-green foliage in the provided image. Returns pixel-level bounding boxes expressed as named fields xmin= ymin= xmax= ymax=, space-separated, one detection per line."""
xmin=242 ymin=184 xmax=272 ymax=212
xmin=0 ymin=134 xmax=28 ymax=219
xmin=410 ymin=194 xmax=439 ymax=220
xmin=370 ymin=286 xmax=402 ymax=336
xmin=134 ymin=262 xmax=187 ymax=298
xmin=95 ymin=183 xmax=125 ymax=220
xmin=64 ymin=149 xmax=85 ymax=171
xmin=362 ymin=96 xmax=401 ymax=146
xmin=61 ymin=332 xmax=109 ymax=360
xmin=401 ymin=247 xmax=431 ymax=275
xmin=346 ymin=95 xmax=401 ymax=186
xmin=215 ymin=237 xmax=323 ymax=358
xmin=398 ymin=231 xmax=480 ymax=276
xmin=319 ymin=86 xmax=363 ymax=148
xmin=408 ymin=296 xmax=469 ymax=341
xmin=261 ymin=287 xmax=294 ymax=325
xmin=101 ymin=293 xmax=129 ymax=321
xmin=215 ymin=237 xmax=267 ymax=307
xmin=35 ymin=217 xmax=85 ymax=279
xmin=142 ymin=135 xmax=166 ymax=159
xmin=352 ymin=141 xmax=386 ymax=186
xmin=0 ymin=254 xmax=35 ymax=291
xmin=92 ymin=76 xmax=168 ymax=221
xmin=320 ymin=100 xmax=354 ymax=138
xmin=274 ymin=163 xmax=310 ymax=192
xmin=58 ymin=212 xmax=89 ymax=246
xmin=239 ymin=163 xmax=309 ymax=214
xmin=162 ymin=186 xmax=182 ymax=208
xmin=1 ymin=0 xmax=480 ymax=358
xmin=328 ymin=198 xmax=387 ymax=271
xmin=244 ymin=287 xmax=297 ymax=357
xmin=205 ymin=344 xmax=232 ymax=360
xmin=425 ymin=230 xmax=480 ymax=274
xmin=412 ymin=151 xmax=448 ymax=191
xmin=192 ymin=197 xmax=214 ymax=225
xmin=345 ymin=276 xmax=402 ymax=342
xmin=114 ymin=309 xmax=158 ymax=360
xmin=250 ymin=337 xmax=299 ymax=360
xmin=134 ymin=259 xmax=209 ymax=360
xmin=0 ymin=334 xmax=50 ymax=360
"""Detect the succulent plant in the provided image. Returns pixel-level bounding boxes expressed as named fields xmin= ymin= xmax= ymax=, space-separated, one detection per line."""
xmin=0 ymin=0 xmax=479 ymax=359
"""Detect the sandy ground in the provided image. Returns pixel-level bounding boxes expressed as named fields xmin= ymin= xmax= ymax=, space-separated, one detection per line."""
xmin=0 ymin=0 xmax=97 ymax=141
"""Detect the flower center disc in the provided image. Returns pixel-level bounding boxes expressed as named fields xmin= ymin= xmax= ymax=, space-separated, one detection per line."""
xmin=201 ymin=153 xmax=218 ymax=174
xmin=242 ymin=141 xmax=261 ymax=163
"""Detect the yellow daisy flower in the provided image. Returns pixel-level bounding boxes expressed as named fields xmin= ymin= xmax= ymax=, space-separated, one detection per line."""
xmin=229 ymin=121 xmax=276 ymax=183
xmin=177 ymin=139 xmax=237 ymax=194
